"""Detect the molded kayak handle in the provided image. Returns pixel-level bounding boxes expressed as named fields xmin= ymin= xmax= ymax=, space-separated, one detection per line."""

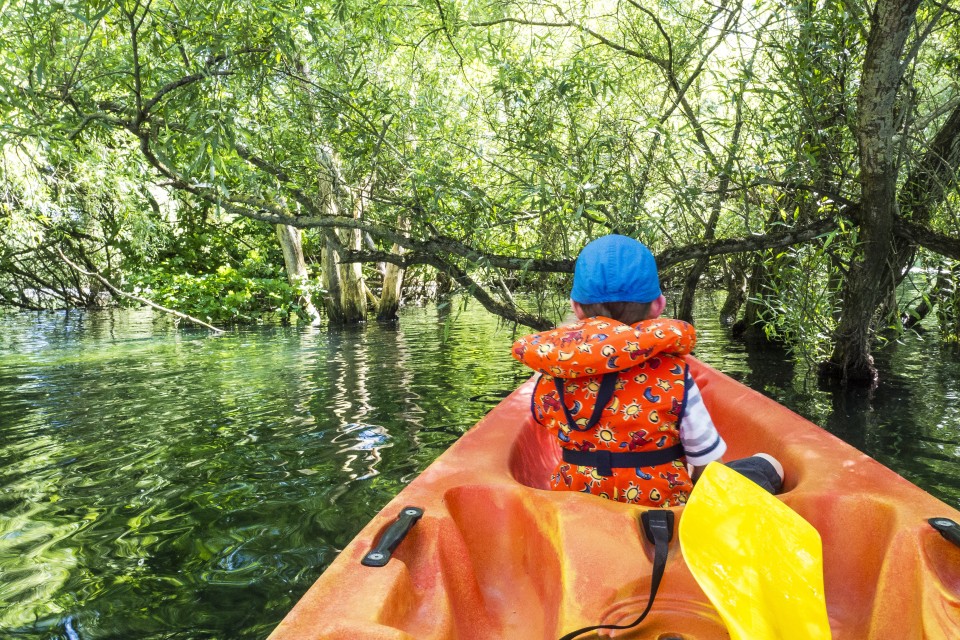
xmin=928 ymin=517 xmax=960 ymax=548
xmin=361 ymin=506 xmax=424 ymax=567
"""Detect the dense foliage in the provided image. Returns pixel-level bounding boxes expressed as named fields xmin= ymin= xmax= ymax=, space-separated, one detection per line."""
xmin=1 ymin=0 xmax=958 ymax=381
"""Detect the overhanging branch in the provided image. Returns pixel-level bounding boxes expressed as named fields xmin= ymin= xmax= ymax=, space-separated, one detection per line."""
xmin=894 ymin=219 xmax=960 ymax=259
xmin=339 ymin=216 xmax=841 ymax=274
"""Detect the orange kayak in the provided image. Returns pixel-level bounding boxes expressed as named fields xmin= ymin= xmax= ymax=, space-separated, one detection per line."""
xmin=268 ymin=358 xmax=960 ymax=639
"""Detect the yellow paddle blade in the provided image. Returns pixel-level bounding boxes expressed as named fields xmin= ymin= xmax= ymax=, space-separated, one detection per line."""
xmin=679 ymin=462 xmax=831 ymax=640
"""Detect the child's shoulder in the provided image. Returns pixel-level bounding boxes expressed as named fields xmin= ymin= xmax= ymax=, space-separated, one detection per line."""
xmin=633 ymin=318 xmax=697 ymax=338
xmin=631 ymin=318 xmax=697 ymax=356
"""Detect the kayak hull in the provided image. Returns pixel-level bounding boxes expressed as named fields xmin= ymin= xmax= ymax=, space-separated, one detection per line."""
xmin=269 ymin=358 xmax=960 ymax=639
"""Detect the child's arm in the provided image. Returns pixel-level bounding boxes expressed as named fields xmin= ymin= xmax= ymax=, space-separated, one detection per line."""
xmin=679 ymin=370 xmax=726 ymax=482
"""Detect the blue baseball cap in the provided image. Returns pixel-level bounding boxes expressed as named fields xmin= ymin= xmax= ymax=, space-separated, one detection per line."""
xmin=570 ymin=235 xmax=662 ymax=304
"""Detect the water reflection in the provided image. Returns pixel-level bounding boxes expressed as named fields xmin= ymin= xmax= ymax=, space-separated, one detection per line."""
xmin=0 ymin=305 xmax=528 ymax=638
xmin=0 ymin=301 xmax=958 ymax=639
xmin=333 ymin=423 xmax=391 ymax=480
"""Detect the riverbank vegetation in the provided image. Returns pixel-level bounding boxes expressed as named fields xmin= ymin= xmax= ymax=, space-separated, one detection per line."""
xmin=1 ymin=0 xmax=958 ymax=384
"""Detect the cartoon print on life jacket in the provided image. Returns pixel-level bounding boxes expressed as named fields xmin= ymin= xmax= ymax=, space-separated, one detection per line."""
xmin=560 ymin=330 xmax=584 ymax=347
xmin=553 ymin=464 xmax=573 ymax=487
xmin=571 ymin=416 xmax=590 ymax=431
xmin=606 ymin=396 xmax=621 ymax=414
xmin=621 ymin=400 xmax=644 ymax=420
xmin=595 ymin=426 xmax=616 ymax=446
xmin=668 ymin=397 xmax=683 ymax=418
xmin=583 ymin=378 xmax=602 ymax=398
xmin=625 ymin=429 xmax=653 ymax=450
xmin=540 ymin=390 xmax=563 ymax=413
xmin=643 ymin=387 xmax=661 ymax=403
xmin=660 ymin=470 xmax=685 ymax=489
xmin=588 ymin=468 xmax=606 ymax=488
xmin=623 ymin=481 xmax=644 ymax=503
xmin=537 ymin=343 xmax=554 ymax=358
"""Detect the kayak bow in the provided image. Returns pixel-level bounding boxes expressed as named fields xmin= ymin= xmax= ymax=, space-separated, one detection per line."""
xmin=268 ymin=358 xmax=960 ymax=640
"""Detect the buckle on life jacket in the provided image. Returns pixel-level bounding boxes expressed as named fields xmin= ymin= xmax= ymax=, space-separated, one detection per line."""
xmin=596 ymin=450 xmax=613 ymax=477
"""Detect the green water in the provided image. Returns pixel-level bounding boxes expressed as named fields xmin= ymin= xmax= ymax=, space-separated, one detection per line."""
xmin=1 ymin=301 xmax=958 ymax=639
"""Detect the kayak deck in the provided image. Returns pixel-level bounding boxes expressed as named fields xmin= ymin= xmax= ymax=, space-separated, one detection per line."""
xmin=268 ymin=358 xmax=960 ymax=639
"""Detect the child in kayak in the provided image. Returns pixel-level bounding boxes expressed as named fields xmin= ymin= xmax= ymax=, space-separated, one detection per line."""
xmin=511 ymin=234 xmax=783 ymax=507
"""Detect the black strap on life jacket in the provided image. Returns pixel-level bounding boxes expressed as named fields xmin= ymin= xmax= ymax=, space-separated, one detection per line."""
xmin=553 ymin=371 xmax=619 ymax=433
xmin=562 ymin=445 xmax=685 ymax=477
xmin=558 ymin=509 xmax=674 ymax=640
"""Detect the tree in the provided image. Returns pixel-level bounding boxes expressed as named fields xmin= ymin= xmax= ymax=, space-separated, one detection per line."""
xmin=823 ymin=0 xmax=960 ymax=383
xmin=2 ymin=0 xmax=959 ymax=383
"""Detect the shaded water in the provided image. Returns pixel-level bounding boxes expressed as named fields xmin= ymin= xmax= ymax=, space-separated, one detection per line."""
xmin=1 ymin=300 xmax=958 ymax=639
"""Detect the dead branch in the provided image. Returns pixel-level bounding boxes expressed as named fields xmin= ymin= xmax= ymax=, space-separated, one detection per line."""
xmin=56 ymin=247 xmax=225 ymax=333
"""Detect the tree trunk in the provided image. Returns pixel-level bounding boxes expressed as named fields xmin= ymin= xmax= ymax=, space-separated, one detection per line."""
xmin=336 ymin=192 xmax=368 ymax=324
xmin=321 ymin=231 xmax=346 ymax=324
xmin=276 ymin=224 xmax=322 ymax=325
xmin=313 ymin=145 xmax=366 ymax=324
xmin=377 ymin=217 xmax=408 ymax=323
xmin=435 ymin=269 xmax=454 ymax=297
xmin=338 ymin=229 xmax=367 ymax=323
xmin=734 ymin=254 xmax=776 ymax=341
xmin=718 ymin=258 xmax=747 ymax=326
xmin=823 ymin=0 xmax=921 ymax=385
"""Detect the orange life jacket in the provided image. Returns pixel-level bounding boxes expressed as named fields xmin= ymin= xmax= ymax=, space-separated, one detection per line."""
xmin=512 ymin=316 xmax=696 ymax=507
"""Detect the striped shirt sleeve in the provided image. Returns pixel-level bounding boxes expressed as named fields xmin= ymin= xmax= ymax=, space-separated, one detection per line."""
xmin=680 ymin=371 xmax=727 ymax=466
